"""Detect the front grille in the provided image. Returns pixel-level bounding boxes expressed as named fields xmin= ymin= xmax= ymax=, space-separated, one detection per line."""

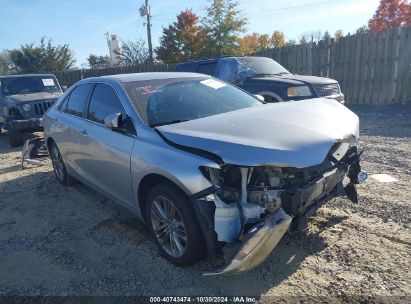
xmin=312 ymin=83 xmax=340 ymax=97
xmin=33 ymin=100 xmax=55 ymax=116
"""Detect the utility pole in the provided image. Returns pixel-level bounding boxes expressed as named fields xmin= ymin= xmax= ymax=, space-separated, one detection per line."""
xmin=140 ymin=0 xmax=153 ymax=62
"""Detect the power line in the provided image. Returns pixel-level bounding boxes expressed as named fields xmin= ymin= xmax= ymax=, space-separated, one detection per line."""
xmin=141 ymin=0 xmax=347 ymax=30
xmin=246 ymin=0 xmax=344 ymax=14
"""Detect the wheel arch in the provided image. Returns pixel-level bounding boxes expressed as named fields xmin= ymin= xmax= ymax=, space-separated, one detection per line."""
xmin=137 ymin=173 xmax=188 ymax=222
xmin=46 ymin=136 xmax=55 ymax=150
xmin=257 ymin=91 xmax=284 ymax=102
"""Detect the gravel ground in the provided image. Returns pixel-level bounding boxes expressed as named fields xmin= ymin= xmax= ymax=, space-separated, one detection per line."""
xmin=0 ymin=104 xmax=410 ymax=302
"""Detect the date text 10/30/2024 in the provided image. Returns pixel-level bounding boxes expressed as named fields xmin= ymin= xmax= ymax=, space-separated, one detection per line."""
xmin=149 ymin=296 xmax=257 ymax=303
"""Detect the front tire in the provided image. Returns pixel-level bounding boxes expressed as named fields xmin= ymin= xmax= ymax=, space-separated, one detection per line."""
xmin=49 ymin=142 xmax=75 ymax=185
xmin=263 ymin=95 xmax=279 ymax=103
xmin=146 ymin=182 xmax=206 ymax=266
xmin=8 ymin=129 xmax=24 ymax=147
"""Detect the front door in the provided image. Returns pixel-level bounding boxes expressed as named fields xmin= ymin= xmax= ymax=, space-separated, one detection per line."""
xmin=81 ymin=83 xmax=135 ymax=207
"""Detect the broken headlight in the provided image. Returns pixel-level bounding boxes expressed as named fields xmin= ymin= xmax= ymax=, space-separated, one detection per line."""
xmin=199 ymin=166 xmax=221 ymax=187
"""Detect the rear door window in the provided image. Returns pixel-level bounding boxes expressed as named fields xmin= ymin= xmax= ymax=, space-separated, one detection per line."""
xmin=175 ymin=63 xmax=197 ymax=72
xmin=65 ymin=84 xmax=93 ymax=117
xmin=197 ymin=62 xmax=217 ymax=76
xmin=58 ymin=94 xmax=70 ymax=111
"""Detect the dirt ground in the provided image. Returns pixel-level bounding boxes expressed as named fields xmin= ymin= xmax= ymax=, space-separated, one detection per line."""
xmin=0 ymin=104 xmax=410 ymax=302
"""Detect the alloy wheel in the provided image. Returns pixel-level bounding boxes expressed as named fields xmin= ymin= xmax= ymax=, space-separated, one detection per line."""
xmin=50 ymin=144 xmax=65 ymax=182
xmin=150 ymin=196 xmax=188 ymax=258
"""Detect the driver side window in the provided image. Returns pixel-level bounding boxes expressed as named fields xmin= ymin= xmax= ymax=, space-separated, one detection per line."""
xmin=87 ymin=83 xmax=135 ymax=134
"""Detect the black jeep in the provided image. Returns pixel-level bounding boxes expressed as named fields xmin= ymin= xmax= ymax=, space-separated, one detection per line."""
xmin=175 ymin=56 xmax=345 ymax=104
xmin=0 ymin=74 xmax=63 ymax=147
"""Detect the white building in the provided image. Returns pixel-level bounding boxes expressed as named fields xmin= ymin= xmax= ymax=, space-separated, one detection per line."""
xmin=106 ymin=33 xmax=122 ymax=65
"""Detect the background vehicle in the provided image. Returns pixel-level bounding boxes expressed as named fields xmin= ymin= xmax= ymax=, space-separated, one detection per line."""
xmin=44 ymin=72 xmax=365 ymax=275
xmin=175 ymin=56 xmax=345 ymax=104
xmin=0 ymin=74 xmax=63 ymax=147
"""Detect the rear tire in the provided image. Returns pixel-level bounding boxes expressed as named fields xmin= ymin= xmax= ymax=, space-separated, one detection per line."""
xmin=8 ymin=129 xmax=24 ymax=147
xmin=49 ymin=142 xmax=75 ymax=185
xmin=146 ymin=182 xmax=206 ymax=266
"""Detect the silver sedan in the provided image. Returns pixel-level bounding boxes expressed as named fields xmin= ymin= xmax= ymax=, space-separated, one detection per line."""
xmin=44 ymin=72 xmax=366 ymax=275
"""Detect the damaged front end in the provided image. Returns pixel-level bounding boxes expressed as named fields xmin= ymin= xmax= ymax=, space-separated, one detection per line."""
xmin=191 ymin=145 xmax=367 ymax=275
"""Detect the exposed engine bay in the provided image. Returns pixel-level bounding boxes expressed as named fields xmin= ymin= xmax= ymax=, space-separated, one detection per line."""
xmin=193 ymin=145 xmax=367 ymax=275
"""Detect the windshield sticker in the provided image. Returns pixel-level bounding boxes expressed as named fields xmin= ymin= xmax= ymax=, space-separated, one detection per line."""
xmin=200 ymin=79 xmax=226 ymax=90
xmin=42 ymin=79 xmax=55 ymax=86
xmin=137 ymin=85 xmax=160 ymax=95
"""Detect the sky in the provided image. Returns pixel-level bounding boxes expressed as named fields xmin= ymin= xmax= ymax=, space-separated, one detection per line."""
xmin=0 ymin=0 xmax=381 ymax=67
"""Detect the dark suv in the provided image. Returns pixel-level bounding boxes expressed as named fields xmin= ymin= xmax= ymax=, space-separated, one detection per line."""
xmin=0 ymin=74 xmax=63 ymax=147
xmin=175 ymin=56 xmax=344 ymax=104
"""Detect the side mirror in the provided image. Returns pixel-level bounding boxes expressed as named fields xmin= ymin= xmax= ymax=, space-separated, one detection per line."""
xmin=254 ymin=94 xmax=265 ymax=102
xmin=104 ymin=113 xmax=122 ymax=129
xmin=61 ymin=85 xmax=67 ymax=92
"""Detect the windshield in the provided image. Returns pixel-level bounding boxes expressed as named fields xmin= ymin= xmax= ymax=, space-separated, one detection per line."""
xmin=0 ymin=76 xmax=61 ymax=96
xmin=123 ymin=77 xmax=263 ymax=127
xmin=238 ymin=57 xmax=290 ymax=76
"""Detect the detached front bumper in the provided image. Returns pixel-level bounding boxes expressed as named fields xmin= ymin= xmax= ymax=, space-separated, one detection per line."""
xmin=8 ymin=118 xmax=43 ymax=131
xmin=205 ymin=208 xmax=292 ymax=275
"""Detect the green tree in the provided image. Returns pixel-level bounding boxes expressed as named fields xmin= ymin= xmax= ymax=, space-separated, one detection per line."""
xmin=115 ymin=38 xmax=149 ymax=65
xmin=322 ymin=31 xmax=331 ymax=41
xmin=356 ymin=25 xmax=370 ymax=34
xmin=9 ymin=38 xmax=75 ymax=73
xmin=87 ymin=54 xmax=111 ymax=69
xmin=155 ymin=10 xmax=206 ymax=63
xmin=202 ymin=0 xmax=247 ymax=57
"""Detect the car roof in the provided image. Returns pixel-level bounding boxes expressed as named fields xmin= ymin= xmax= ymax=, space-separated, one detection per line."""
xmin=175 ymin=56 xmax=265 ymax=65
xmin=0 ymin=73 xmax=56 ymax=79
xmin=102 ymin=72 xmax=208 ymax=83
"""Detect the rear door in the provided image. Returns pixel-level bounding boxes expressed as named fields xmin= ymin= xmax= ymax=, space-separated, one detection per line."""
xmin=81 ymin=83 xmax=135 ymax=207
xmin=56 ymin=83 xmax=94 ymax=177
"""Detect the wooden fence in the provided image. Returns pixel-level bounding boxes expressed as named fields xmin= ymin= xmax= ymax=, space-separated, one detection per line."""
xmin=54 ymin=27 xmax=411 ymax=105
xmin=54 ymin=63 xmax=174 ymax=87
xmin=253 ymin=27 xmax=411 ymax=105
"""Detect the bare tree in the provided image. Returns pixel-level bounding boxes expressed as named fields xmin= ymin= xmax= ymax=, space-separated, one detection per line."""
xmin=115 ymin=38 xmax=149 ymax=65
xmin=299 ymin=30 xmax=323 ymax=44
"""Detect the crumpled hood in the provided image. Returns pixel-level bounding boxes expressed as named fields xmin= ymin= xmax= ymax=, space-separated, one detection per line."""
xmin=5 ymin=92 xmax=62 ymax=103
xmin=156 ymin=98 xmax=359 ymax=168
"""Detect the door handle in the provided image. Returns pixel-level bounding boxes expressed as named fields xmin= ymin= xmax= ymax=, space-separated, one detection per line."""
xmin=80 ymin=129 xmax=88 ymax=136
